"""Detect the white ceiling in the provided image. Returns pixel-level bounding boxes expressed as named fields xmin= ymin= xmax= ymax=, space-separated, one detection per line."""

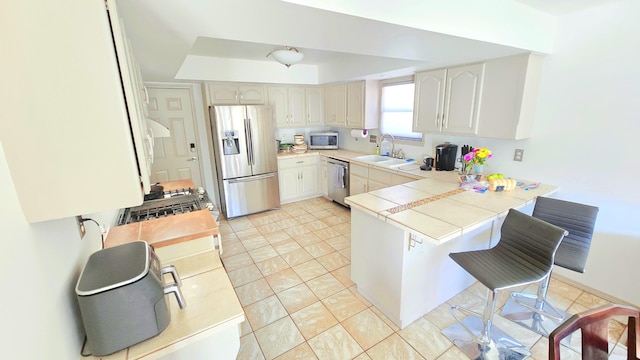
xmin=116 ymin=0 xmax=613 ymax=84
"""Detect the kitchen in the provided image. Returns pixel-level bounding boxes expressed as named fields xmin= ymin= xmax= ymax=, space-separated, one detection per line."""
xmin=1 ymin=0 xmax=639 ymax=359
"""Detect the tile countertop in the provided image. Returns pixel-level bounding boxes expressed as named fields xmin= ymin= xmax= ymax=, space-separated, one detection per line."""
xmin=277 ymin=149 xmax=429 ymax=180
xmin=104 ymin=209 xmax=219 ymax=249
xmin=88 ymin=251 xmax=244 ymax=360
xmin=345 ymin=172 xmax=558 ymax=246
xmin=156 ymin=179 xmax=197 ymax=191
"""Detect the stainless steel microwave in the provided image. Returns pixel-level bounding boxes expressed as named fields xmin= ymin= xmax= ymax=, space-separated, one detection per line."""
xmin=309 ymin=131 xmax=339 ymax=149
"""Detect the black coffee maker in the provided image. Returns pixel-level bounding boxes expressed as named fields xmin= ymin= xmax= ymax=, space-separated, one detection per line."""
xmin=435 ymin=144 xmax=458 ymax=171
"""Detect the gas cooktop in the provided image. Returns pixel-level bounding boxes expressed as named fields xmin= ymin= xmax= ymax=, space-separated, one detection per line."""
xmin=117 ymin=188 xmax=213 ymax=225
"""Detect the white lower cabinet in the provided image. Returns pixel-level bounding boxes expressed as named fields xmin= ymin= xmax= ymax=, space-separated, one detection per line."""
xmin=349 ymin=164 xmax=368 ymax=196
xmin=320 ymin=157 xmax=328 ymax=197
xmin=278 ymin=155 xmax=320 ymax=204
xmin=350 ymin=175 xmax=368 ymax=196
xmin=349 ymin=163 xmax=416 ymax=196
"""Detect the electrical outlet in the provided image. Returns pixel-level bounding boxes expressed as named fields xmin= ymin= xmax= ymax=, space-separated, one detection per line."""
xmin=76 ymin=216 xmax=86 ymax=239
xmin=514 ymin=149 xmax=524 ymax=162
xmin=370 ymin=135 xmax=377 ymax=143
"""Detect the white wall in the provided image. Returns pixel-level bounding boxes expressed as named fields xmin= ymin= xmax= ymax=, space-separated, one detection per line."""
xmin=0 ymin=143 xmax=117 ymax=358
xmin=338 ymin=0 xmax=640 ymax=306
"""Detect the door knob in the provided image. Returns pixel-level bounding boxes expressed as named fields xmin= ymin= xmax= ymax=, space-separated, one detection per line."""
xmin=187 ymin=157 xmax=198 ymax=162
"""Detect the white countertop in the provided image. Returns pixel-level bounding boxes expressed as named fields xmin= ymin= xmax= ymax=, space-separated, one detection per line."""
xmin=85 ymin=251 xmax=244 ymax=360
xmin=345 ymin=172 xmax=557 ymax=245
xmin=277 ymin=149 xmax=425 ymax=179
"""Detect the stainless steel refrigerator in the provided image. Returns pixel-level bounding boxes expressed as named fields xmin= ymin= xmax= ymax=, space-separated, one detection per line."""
xmin=210 ymin=105 xmax=280 ymax=219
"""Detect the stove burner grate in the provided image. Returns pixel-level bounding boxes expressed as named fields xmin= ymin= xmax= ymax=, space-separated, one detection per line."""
xmin=117 ymin=189 xmax=213 ymax=225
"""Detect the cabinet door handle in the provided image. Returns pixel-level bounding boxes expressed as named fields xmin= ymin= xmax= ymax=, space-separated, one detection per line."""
xmin=142 ymin=85 xmax=149 ymax=104
xmin=296 ymin=161 xmax=303 ymax=164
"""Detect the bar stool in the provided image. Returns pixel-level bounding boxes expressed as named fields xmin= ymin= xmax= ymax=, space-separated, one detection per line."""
xmin=442 ymin=209 xmax=568 ymax=359
xmin=501 ymin=197 xmax=599 ymax=337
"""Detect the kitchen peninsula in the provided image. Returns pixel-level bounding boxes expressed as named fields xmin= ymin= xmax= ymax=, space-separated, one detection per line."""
xmin=345 ymin=173 xmax=557 ymax=329
xmin=86 ymin=180 xmax=243 ymax=359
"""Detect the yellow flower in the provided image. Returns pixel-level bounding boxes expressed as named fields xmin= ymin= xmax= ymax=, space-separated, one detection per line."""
xmin=463 ymin=147 xmax=493 ymax=166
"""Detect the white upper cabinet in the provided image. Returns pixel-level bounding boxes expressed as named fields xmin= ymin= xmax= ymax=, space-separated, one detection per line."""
xmin=325 ymin=81 xmax=378 ymax=129
xmin=413 ymin=54 xmax=543 ymax=140
xmin=347 ymin=80 xmax=379 ymax=129
xmin=207 ymin=83 xmax=266 ymax=104
xmin=0 ymin=0 xmax=147 ymax=222
xmin=109 ymin=4 xmax=153 ymax=193
xmin=413 ymin=69 xmax=447 ymax=133
xmin=269 ymin=86 xmax=306 ymax=127
xmin=325 ymin=84 xmax=347 ymax=126
xmin=476 ymin=53 xmax=543 ymax=139
xmin=306 ymin=87 xmax=325 ymax=126
xmin=413 ymin=63 xmax=485 ymax=135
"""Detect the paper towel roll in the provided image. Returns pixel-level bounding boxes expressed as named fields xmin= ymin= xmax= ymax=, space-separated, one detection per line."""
xmin=350 ymin=129 xmax=368 ymax=138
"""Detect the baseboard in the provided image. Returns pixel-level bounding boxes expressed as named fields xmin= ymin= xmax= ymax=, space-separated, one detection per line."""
xmin=551 ymin=273 xmax=638 ymax=308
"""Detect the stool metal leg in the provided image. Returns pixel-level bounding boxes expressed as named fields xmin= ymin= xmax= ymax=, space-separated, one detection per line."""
xmin=501 ymin=275 xmax=568 ymax=337
xmin=442 ymin=289 xmax=532 ymax=359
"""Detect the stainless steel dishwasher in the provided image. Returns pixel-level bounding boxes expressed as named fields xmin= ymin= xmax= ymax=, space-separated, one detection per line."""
xmin=327 ymin=157 xmax=350 ymax=207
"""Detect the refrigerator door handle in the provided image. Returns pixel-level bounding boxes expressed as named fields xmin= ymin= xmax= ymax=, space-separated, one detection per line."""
xmin=228 ymin=173 xmax=276 ymax=183
xmin=341 ymin=165 xmax=347 ymax=188
xmin=243 ymin=118 xmax=252 ymax=166
xmin=246 ymin=117 xmax=255 ymax=165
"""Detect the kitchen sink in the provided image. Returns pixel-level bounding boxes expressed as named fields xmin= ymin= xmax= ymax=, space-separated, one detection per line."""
xmin=354 ymin=155 xmax=410 ymax=168
xmin=354 ymin=155 xmax=390 ymax=163
xmin=377 ymin=158 xmax=408 ymax=167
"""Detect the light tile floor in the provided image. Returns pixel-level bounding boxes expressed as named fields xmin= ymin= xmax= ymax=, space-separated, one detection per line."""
xmin=218 ymin=197 xmax=631 ymax=360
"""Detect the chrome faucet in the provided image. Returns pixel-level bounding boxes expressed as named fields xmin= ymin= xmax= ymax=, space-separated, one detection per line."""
xmin=380 ymin=133 xmax=395 ymax=157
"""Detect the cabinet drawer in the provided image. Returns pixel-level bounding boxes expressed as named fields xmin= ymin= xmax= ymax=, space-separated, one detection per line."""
xmin=368 ymin=168 xmax=392 ymax=184
xmin=350 ymin=163 xmax=368 ymax=178
xmin=278 ymin=155 xmax=319 ymax=169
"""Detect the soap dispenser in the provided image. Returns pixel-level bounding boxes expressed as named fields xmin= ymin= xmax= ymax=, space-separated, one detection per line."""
xmin=380 ymin=138 xmax=390 ymax=156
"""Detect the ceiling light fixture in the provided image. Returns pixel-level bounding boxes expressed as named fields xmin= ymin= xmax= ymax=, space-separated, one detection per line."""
xmin=266 ymin=46 xmax=304 ymax=68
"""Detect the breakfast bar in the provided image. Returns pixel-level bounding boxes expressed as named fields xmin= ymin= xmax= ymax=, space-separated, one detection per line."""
xmin=345 ymin=172 xmax=557 ymax=329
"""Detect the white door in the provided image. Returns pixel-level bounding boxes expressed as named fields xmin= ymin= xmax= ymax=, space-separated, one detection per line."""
xmin=146 ymin=86 xmax=203 ymax=187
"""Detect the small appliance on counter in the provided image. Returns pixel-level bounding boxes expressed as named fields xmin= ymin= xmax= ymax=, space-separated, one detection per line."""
xmin=76 ymin=241 xmax=186 ymax=356
xmin=435 ymin=143 xmax=458 ymax=171
xmin=420 ymin=157 xmax=434 ymax=171
xmin=309 ymin=131 xmax=339 ymax=149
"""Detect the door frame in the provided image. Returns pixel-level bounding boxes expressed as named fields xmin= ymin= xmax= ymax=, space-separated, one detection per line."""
xmin=144 ymin=82 xmax=211 ymax=194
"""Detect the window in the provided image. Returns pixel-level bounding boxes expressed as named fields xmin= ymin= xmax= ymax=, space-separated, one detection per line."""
xmin=380 ymin=80 xmax=422 ymax=141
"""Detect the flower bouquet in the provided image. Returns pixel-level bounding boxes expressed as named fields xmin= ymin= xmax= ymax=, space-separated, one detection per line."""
xmin=463 ymin=147 xmax=492 ymax=175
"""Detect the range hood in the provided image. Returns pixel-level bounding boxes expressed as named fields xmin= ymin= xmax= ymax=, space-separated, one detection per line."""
xmin=147 ymin=118 xmax=170 ymax=138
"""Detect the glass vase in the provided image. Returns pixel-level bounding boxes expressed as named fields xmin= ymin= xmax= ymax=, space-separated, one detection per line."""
xmin=473 ymin=164 xmax=484 ymax=175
